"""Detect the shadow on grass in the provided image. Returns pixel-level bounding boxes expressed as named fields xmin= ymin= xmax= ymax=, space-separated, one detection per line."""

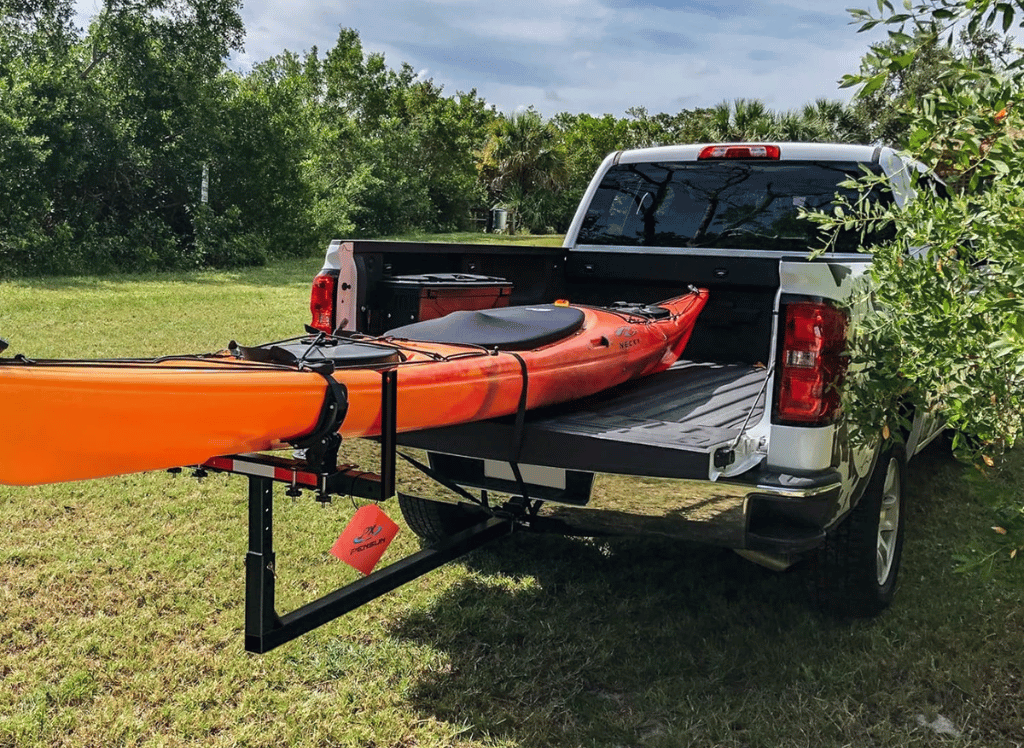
xmin=385 ymin=531 xmax=849 ymax=745
xmin=380 ymin=444 xmax=1024 ymax=747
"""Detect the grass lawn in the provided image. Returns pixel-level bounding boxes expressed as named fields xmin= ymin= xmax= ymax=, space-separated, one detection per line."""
xmin=1 ymin=241 xmax=1022 ymax=747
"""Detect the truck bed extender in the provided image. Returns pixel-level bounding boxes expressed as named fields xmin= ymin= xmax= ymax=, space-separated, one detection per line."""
xmin=210 ymin=142 xmax=943 ymax=652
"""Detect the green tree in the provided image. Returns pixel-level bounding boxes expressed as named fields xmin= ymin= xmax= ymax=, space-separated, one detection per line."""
xmin=477 ymin=109 xmax=568 ymax=232
xmin=783 ymin=98 xmax=869 ymax=143
xmin=703 ymin=98 xmax=777 ymax=141
xmin=0 ymin=0 xmax=252 ymax=274
xmin=79 ymin=0 xmax=245 ymax=266
xmin=402 ymin=84 xmax=495 ymax=230
xmin=199 ymin=61 xmax=318 ymax=265
xmin=298 ymin=28 xmax=493 ymax=239
xmin=849 ymin=24 xmax=1016 ymax=145
xmin=621 ymin=106 xmax=719 ymax=147
xmin=550 ymin=112 xmax=632 ymax=228
xmin=0 ymin=0 xmax=92 ymax=272
xmin=0 ymin=75 xmax=53 ymax=271
xmin=813 ymin=0 xmax=1024 ymax=557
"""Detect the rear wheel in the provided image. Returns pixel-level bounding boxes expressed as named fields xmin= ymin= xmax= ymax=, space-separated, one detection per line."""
xmin=397 ymin=494 xmax=488 ymax=544
xmin=806 ymin=444 xmax=907 ymax=617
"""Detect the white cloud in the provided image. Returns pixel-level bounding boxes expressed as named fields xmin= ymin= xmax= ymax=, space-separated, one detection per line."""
xmin=74 ymin=0 xmax=877 ymax=118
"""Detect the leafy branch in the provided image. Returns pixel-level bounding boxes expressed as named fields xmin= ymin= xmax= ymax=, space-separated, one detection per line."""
xmin=818 ymin=0 xmax=1024 ymax=559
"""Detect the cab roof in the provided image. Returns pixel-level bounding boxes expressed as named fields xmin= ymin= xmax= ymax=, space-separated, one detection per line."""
xmin=613 ymin=142 xmax=888 ymax=165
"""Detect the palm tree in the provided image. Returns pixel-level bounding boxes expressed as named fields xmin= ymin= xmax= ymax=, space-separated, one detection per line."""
xmin=477 ymin=109 xmax=569 ymax=231
xmin=796 ymin=98 xmax=867 ymax=143
xmin=478 ymin=109 xmax=568 ymax=195
xmin=703 ymin=98 xmax=867 ymax=144
xmin=703 ymin=99 xmax=777 ymax=142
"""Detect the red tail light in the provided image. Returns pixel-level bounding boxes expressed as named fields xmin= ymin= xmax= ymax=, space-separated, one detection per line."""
xmin=699 ymin=145 xmax=780 ymax=160
xmin=310 ymin=271 xmax=338 ymax=334
xmin=776 ymin=301 xmax=848 ymax=424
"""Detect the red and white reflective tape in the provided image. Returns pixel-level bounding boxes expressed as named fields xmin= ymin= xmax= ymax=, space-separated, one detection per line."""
xmin=203 ymin=454 xmax=322 ymax=488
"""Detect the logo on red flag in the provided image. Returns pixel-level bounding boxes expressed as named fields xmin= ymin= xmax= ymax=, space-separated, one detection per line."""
xmin=331 ymin=503 xmax=400 ymax=575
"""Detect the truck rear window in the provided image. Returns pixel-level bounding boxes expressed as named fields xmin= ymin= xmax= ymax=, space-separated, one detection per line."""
xmin=578 ymin=160 xmax=890 ymax=252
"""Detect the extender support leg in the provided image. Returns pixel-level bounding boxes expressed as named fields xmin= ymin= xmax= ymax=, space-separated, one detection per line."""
xmin=245 ymin=475 xmax=280 ymax=645
xmin=242 ymin=472 xmax=514 ymax=654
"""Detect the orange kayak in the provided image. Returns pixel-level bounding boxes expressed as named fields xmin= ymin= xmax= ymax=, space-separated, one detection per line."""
xmin=0 ymin=290 xmax=707 ymax=486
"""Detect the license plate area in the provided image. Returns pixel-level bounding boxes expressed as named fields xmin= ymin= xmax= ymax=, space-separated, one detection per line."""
xmin=428 ymin=453 xmax=594 ymax=505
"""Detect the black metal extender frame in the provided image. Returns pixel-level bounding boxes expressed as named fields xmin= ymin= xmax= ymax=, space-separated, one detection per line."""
xmin=200 ymin=369 xmax=515 ymax=654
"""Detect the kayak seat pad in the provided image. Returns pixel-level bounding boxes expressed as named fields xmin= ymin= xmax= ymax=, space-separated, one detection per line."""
xmin=387 ymin=305 xmax=586 ymax=350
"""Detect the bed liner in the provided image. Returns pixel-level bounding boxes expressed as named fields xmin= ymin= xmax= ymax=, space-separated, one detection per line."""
xmin=397 ymin=359 xmax=769 ymax=482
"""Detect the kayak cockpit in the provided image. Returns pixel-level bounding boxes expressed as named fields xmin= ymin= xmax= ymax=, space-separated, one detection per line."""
xmin=386 ymin=304 xmax=586 ymax=350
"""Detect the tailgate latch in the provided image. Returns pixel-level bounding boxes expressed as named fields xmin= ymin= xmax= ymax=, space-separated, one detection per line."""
xmin=713 ymin=447 xmax=735 ymax=469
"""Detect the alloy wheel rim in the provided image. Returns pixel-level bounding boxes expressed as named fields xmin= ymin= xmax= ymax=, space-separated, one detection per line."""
xmin=876 ymin=458 xmax=901 ymax=585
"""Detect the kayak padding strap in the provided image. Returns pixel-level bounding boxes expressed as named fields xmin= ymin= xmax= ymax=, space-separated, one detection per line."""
xmin=507 ymin=351 xmax=530 ymax=503
xmin=387 ymin=305 xmax=585 ymax=350
xmin=399 ymin=350 xmax=532 ymax=507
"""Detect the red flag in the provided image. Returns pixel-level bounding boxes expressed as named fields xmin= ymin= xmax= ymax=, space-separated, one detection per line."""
xmin=331 ymin=503 xmax=400 ymax=575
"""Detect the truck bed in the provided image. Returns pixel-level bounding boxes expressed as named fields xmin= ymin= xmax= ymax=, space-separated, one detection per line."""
xmin=397 ymin=360 xmax=768 ymax=481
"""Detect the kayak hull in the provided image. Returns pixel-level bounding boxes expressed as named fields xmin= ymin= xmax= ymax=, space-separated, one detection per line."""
xmin=0 ymin=290 xmax=707 ymax=485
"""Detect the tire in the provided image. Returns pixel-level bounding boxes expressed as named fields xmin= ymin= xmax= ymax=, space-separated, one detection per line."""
xmin=397 ymin=494 xmax=487 ymax=544
xmin=806 ymin=444 xmax=907 ymax=617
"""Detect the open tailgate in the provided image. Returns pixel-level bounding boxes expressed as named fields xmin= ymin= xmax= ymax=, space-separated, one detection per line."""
xmin=397 ymin=359 xmax=769 ymax=484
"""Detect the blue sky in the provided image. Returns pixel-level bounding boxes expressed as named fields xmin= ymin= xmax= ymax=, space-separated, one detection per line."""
xmin=77 ymin=0 xmax=879 ymax=117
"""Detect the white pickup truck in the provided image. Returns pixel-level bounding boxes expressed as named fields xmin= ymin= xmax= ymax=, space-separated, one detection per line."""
xmin=310 ymin=142 xmax=943 ymax=619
